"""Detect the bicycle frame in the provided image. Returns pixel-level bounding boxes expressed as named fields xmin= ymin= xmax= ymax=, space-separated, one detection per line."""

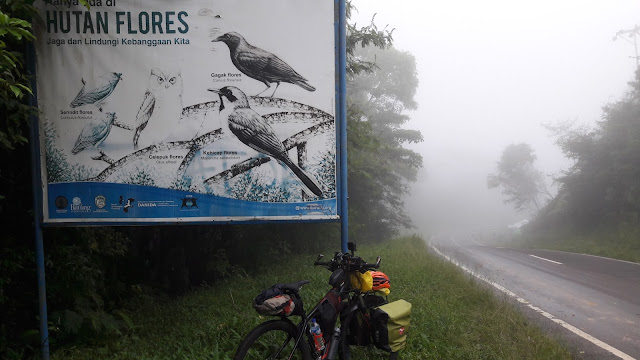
xmin=286 ymin=278 xmax=369 ymax=360
xmin=289 ymin=293 xmax=339 ymax=359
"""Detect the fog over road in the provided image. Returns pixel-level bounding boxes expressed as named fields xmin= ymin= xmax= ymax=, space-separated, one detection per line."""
xmin=429 ymin=233 xmax=640 ymax=360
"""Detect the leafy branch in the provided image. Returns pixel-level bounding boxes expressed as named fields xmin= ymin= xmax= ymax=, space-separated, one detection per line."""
xmin=0 ymin=8 xmax=36 ymax=151
xmin=346 ymin=2 xmax=394 ymax=77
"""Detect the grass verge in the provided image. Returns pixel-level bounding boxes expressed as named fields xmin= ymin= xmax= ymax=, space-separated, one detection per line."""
xmin=51 ymin=236 xmax=572 ymax=359
xmin=521 ymin=228 xmax=640 ymax=264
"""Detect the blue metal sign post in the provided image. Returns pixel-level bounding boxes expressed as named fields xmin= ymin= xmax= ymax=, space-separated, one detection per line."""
xmin=28 ymin=43 xmax=50 ymax=359
xmin=337 ymin=0 xmax=349 ymax=253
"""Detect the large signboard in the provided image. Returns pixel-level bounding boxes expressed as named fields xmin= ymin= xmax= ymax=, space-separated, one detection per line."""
xmin=34 ymin=0 xmax=337 ymax=223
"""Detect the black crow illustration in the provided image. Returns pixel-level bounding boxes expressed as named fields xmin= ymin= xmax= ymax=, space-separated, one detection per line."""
xmin=212 ymin=32 xmax=315 ymax=97
xmin=208 ymin=86 xmax=322 ymax=197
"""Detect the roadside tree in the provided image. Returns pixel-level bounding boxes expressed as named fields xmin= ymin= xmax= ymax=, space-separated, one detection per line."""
xmin=347 ymin=44 xmax=423 ymax=241
xmin=488 ymin=143 xmax=552 ymax=212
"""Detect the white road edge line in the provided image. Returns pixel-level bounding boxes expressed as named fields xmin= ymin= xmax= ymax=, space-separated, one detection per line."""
xmin=529 ymin=254 xmax=563 ymax=265
xmin=428 ymin=240 xmax=636 ymax=360
xmin=577 ymin=252 xmax=640 ymax=266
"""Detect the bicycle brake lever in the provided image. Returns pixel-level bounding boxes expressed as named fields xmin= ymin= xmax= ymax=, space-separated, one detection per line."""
xmin=375 ymin=256 xmax=381 ymax=268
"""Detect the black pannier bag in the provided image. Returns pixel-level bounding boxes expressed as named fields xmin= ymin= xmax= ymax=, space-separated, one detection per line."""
xmin=252 ymin=284 xmax=302 ymax=316
xmin=344 ymin=294 xmax=387 ymax=346
xmin=345 ymin=311 xmax=371 ymax=346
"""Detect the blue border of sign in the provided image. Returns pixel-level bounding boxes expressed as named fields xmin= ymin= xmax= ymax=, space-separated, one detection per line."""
xmin=46 ymin=182 xmax=338 ymax=222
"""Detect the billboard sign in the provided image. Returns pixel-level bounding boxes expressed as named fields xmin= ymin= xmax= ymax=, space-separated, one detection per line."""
xmin=34 ymin=0 xmax=337 ymax=223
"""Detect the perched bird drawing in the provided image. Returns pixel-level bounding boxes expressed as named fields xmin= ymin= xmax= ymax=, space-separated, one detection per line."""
xmin=133 ymin=68 xmax=183 ymax=150
xmin=208 ymin=86 xmax=322 ymax=197
xmin=212 ymin=32 xmax=315 ymax=97
xmin=70 ymin=72 xmax=123 ymax=110
xmin=123 ymin=198 xmax=135 ymax=213
xmin=71 ymin=112 xmax=117 ymax=154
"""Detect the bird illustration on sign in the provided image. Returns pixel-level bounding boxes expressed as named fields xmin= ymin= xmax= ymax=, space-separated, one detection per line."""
xmin=209 ymin=86 xmax=323 ymax=197
xmin=70 ymin=72 xmax=123 ymax=111
xmin=71 ymin=112 xmax=117 ymax=154
xmin=212 ymin=32 xmax=315 ymax=97
xmin=123 ymin=198 xmax=134 ymax=213
xmin=133 ymin=68 xmax=184 ymax=150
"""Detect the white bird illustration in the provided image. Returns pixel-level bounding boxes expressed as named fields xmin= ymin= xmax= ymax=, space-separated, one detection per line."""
xmin=71 ymin=112 xmax=117 ymax=154
xmin=209 ymin=86 xmax=322 ymax=197
xmin=70 ymin=72 xmax=122 ymax=110
xmin=133 ymin=68 xmax=183 ymax=150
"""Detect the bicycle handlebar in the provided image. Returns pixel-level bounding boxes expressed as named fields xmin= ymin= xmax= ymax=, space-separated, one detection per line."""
xmin=362 ymin=256 xmax=381 ymax=270
xmin=313 ymin=253 xmax=381 ymax=273
xmin=313 ymin=254 xmax=330 ymax=267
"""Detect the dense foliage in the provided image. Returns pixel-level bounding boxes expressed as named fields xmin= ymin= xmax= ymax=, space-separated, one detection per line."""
xmin=0 ymin=1 xmax=422 ymax=357
xmin=524 ymin=70 xmax=640 ymax=259
xmin=347 ymin=45 xmax=422 ymax=239
xmin=0 ymin=1 xmax=40 ymax=358
xmin=0 ymin=1 xmax=35 ymax=154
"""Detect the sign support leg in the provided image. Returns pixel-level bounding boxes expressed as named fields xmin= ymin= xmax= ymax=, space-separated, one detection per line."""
xmin=34 ymin=224 xmax=49 ymax=360
xmin=27 ymin=43 xmax=50 ymax=360
xmin=338 ymin=0 xmax=348 ymax=253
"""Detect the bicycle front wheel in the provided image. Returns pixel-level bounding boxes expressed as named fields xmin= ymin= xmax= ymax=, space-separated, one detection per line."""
xmin=233 ymin=319 xmax=312 ymax=360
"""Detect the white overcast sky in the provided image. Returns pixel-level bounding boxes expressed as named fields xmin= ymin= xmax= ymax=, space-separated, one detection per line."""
xmin=353 ymin=0 xmax=640 ymax=234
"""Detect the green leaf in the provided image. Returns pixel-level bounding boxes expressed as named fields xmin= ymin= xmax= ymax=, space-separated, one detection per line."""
xmin=9 ymin=84 xmax=22 ymax=97
xmin=15 ymin=134 xmax=28 ymax=143
xmin=9 ymin=19 xmax=31 ymax=28
xmin=16 ymin=83 xmax=32 ymax=95
xmin=7 ymin=28 xmax=23 ymax=40
xmin=14 ymin=28 xmax=34 ymax=40
xmin=2 ymin=53 xmax=17 ymax=67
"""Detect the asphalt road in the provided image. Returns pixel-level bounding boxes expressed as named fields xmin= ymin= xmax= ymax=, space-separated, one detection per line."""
xmin=429 ymin=233 xmax=640 ymax=360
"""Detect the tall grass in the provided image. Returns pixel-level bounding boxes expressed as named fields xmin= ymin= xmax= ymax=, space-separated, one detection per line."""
xmin=51 ymin=236 xmax=571 ymax=359
xmin=518 ymin=224 xmax=640 ymax=263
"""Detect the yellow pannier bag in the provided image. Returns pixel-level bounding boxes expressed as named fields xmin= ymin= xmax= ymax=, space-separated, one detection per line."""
xmin=349 ymin=271 xmax=373 ymax=292
xmin=372 ymin=299 xmax=412 ymax=352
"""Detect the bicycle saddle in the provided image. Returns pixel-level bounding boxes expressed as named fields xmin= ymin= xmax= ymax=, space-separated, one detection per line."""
xmin=280 ymin=280 xmax=311 ymax=293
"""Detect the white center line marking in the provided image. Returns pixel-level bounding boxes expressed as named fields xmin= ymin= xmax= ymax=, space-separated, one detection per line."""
xmin=529 ymin=254 xmax=563 ymax=265
xmin=428 ymin=240 xmax=635 ymax=360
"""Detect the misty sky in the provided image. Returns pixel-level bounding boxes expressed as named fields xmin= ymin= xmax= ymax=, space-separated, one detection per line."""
xmin=353 ymin=0 xmax=640 ymax=234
